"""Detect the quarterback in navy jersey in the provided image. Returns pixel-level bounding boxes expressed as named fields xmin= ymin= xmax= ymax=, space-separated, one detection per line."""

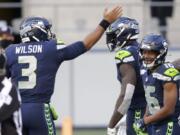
xmin=134 ymin=34 xmax=180 ymax=135
xmin=106 ymin=17 xmax=147 ymax=135
xmin=4 ymin=6 xmax=123 ymax=135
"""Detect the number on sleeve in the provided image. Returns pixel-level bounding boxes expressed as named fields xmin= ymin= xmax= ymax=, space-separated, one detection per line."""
xmin=18 ymin=56 xmax=37 ymax=89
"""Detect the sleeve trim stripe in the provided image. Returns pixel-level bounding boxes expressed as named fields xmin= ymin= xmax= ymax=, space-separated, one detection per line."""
xmin=57 ymin=45 xmax=66 ymax=50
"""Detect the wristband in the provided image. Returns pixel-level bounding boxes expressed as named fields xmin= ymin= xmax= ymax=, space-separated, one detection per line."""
xmin=99 ymin=19 xmax=110 ymax=30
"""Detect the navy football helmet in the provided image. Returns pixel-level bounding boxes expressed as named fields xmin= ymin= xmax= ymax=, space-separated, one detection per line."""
xmin=20 ymin=17 xmax=55 ymax=43
xmin=140 ymin=34 xmax=168 ymax=68
xmin=106 ymin=17 xmax=139 ymax=51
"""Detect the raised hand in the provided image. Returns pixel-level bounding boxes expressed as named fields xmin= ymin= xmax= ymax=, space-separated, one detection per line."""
xmin=103 ymin=6 xmax=123 ymax=23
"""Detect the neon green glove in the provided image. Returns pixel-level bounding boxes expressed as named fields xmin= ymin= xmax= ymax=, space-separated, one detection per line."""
xmin=133 ymin=119 xmax=148 ymax=135
xmin=50 ymin=105 xmax=59 ymax=120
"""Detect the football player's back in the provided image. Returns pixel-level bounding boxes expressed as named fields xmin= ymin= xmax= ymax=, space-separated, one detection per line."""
xmin=6 ymin=39 xmax=71 ymax=135
xmin=6 ymin=40 xmax=61 ymax=103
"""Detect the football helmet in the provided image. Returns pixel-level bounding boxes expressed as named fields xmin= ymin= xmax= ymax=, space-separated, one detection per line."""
xmin=106 ymin=17 xmax=139 ymax=51
xmin=20 ymin=17 xmax=55 ymax=43
xmin=140 ymin=34 xmax=168 ymax=68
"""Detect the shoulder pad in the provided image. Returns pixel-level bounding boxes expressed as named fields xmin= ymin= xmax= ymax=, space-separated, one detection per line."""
xmin=115 ymin=50 xmax=134 ymax=63
xmin=164 ymin=68 xmax=179 ymax=78
xmin=115 ymin=50 xmax=131 ymax=60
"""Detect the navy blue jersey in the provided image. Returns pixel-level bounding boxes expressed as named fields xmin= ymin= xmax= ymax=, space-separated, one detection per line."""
xmin=115 ymin=41 xmax=146 ymax=109
xmin=141 ymin=63 xmax=180 ymax=123
xmin=5 ymin=40 xmax=86 ymax=103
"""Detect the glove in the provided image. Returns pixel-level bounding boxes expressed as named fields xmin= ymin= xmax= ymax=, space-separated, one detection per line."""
xmin=133 ymin=119 xmax=148 ymax=135
xmin=107 ymin=127 xmax=116 ymax=135
xmin=50 ymin=104 xmax=58 ymax=120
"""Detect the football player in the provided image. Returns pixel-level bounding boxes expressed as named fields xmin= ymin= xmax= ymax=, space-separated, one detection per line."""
xmin=106 ymin=17 xmax=147 ymax=135
xmin=134 ymin=34 xmax=180 ymax=135
xmin=5 ymin=6 xmax=123 ymax=135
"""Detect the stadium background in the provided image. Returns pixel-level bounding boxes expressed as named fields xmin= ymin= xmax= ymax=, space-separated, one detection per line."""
xmin=0 ymin=0 xmax=179 ymax=134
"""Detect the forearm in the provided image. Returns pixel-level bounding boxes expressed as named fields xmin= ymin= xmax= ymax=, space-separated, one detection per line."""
xmin=144 ymin=107 xmax=174 ymax=125
xmin=108 ymin=95 xmax=124 ymax=128
xmin=83 ymin=25 xmax=105 ymax=50
xmin=108 ymin=83 xmax=135 ymax=128
xmin=108 ymin=65 xmax=136 ymax=128
xmin=117 ymin=65 xmax=136 ymax=115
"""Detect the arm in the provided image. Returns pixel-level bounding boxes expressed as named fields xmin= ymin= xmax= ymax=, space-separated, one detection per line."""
xmin=144 ymin=82 xmax=177 ymax=125
xmin=57 ymin=6 xmax=123 ymax=61
xmin=172 ymin=59 xmax=180 ymax=71
xmin=108 ymin=63 xmax=136 ymax=128
xmin=83 ymin=6 xmax=123 ymax=50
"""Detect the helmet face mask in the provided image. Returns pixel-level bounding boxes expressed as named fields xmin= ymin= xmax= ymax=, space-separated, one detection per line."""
xmin=106 ymin=31 xmax=117 ymax=51
xmin=106 ymin=17 xmax=139 ymax=51
xmin=140 ymin=34 xmax=168 ymax=69
xmin=20 ymin=17 xmax=55 ymax=43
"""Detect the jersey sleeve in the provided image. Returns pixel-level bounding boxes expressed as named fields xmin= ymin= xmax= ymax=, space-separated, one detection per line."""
xmin=56 ymin=41 xmax=87 ymax=62
xmin=153 ymin=66 xmax=180 ymax=83
xmin=115 ymin=50 xmax=135 ymax=65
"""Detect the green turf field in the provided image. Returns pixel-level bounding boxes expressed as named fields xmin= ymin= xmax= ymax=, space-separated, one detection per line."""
xmin=56 ymin=128 xmax=106 ymax=135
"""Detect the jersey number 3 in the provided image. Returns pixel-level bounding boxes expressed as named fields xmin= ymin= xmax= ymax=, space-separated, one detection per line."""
xmin=18 ymin=56 xmax=37 ymax=89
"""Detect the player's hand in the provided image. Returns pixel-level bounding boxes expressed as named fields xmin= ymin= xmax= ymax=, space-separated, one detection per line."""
xmin=103 ymin=6 xmax=123 ymax=23
xmin=107 ymin=127 xmax=116 ymax=135
xmin=133 ymin=119 xmax=148 ymax=135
